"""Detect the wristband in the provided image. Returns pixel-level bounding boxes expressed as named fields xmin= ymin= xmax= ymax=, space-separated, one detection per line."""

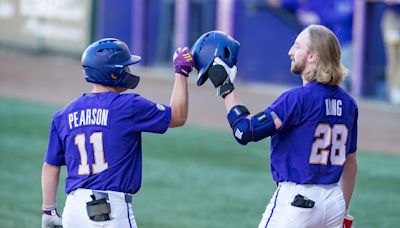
xmin=218 ymin=82 xmax=234 ymax=98
xmin=42 ymin=208 xmax=59 ymax=216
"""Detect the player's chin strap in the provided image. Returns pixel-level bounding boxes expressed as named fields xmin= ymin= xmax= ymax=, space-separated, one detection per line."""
xmin=227 ymin=105 xmax=277 ymax=145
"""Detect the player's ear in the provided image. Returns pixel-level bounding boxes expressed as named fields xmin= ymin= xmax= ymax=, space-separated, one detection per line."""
xmin=111 ymin=74 xmax=118 ymax=80
xmin=307 ymin=52 xmax=317 ymax=64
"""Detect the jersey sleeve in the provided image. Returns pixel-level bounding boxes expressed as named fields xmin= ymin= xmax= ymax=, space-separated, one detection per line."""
xmin=348 ymin=106 xmax=358 ymax=154
xmin=266 ymin=90 xmax=301 ymax=132
xmin=44 ymin=119 xmax=66 ymax=166
xmin=132 ymin=96 xmax=172 ymax=133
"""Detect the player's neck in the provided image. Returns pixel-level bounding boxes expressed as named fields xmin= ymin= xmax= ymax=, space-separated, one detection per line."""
xmin=91 ymin=84 xmax=124 ymax=93
xmin=301 ymin=76 xmax=309 ymax=86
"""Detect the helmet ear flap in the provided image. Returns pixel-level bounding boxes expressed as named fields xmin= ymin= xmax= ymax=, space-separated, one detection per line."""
xmin=109 ymin=67 xmax=124 ymax=78
xmin=108 ymin=66 xmax=140 ymax=89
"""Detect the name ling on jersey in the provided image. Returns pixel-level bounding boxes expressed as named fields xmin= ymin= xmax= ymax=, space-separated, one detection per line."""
xmin=68 ymin=108 xmax=109 ymax=129
xmin=325 ymin=98 xmax=342 ymax=116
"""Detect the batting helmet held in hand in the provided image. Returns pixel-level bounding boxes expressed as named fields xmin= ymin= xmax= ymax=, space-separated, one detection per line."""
xmin=191 ymin=31 xmax=240 ymax=86
xmin=81 ymin=38 xmax=142 ymax=89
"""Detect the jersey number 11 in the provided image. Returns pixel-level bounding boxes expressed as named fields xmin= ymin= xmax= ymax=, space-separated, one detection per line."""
xmin=75 ymin=132 xmax=108 ymax=175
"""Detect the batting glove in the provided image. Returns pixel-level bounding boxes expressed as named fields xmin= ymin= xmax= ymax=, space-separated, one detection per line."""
xmin=343 ymin=210 xmax=354 ymax=228
xmin=173 ymin=47 xmax=194 ymax=77
xmin=208 ymin=57 xmax=237 ymax=98
xmin=42 ymin=207 xmax=62 ymax=228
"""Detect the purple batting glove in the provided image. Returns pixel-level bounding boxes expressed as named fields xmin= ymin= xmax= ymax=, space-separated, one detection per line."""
xmin=173 ymin=47 xmax=194 ymax=77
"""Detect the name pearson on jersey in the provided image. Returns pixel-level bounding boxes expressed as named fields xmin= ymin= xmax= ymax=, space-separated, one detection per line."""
xmin=68 ymin=108 xmax=109 ymax=130
xmin=325 ymin=98 xmax=342 ymax=116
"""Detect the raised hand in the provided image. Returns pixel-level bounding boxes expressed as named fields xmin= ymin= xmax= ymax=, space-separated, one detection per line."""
xmin=173 ymin=47 xmax=195 ymax=77
xmin=208 ymin=57 xmax=237 ymax=98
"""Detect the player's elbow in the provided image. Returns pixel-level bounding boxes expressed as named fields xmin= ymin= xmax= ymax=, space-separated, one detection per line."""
xmin=232 ymin=126 xmax=261 ymax=145
xmin=227 ymin=105 xmax=251 ymax=145
xmin=175 ymin=116 xmax=187 ymax=127
xmin=232 ymin=121 xmax=251 ymax=145
xmin=231 ymin=112 xmax=277 ymax=145
xmin=169 ymin=115 xmax=187 ymax=128
xmin=169 ymin=106 xmax=188 ymax=128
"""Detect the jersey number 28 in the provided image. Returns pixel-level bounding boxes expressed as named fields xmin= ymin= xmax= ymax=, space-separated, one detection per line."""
xmin=75 ymin=132 xmax=108 ymax=175
xmin=309 ymin=124 xmax=348 ymax=166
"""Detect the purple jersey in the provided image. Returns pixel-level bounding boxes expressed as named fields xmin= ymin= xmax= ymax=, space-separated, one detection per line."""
xmin=266 ymin=82 xmax=358 ymax=184
xmin=44 ymin=92 xmax=171 ymax=194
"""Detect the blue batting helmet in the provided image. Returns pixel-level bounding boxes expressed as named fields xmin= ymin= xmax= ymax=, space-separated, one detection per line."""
xmin=191 ymin=31 xmax=240 ymax=86
xmin=81 ymin=38 xmax=141 ymax=89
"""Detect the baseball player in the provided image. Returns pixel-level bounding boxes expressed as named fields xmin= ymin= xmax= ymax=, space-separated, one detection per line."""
xmin=41 ymin=38 xmax=194 ymax=228
xmin=192 ymin=26 xmax=357 ymax=227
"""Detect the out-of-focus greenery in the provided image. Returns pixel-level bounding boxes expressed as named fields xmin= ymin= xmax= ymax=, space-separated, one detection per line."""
xmin=0 ymin=98 xmax=398 ymax=227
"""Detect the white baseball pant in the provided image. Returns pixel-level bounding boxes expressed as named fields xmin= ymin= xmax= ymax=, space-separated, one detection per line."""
xmin=258 ymin=181 xmax=346 ymax=228
xmin=62 ymin=188 xmax=137 ymax=228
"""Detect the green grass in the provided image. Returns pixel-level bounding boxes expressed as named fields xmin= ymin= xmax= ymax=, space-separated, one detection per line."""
xmin=0 ymin=98 xmax=399 ymax=227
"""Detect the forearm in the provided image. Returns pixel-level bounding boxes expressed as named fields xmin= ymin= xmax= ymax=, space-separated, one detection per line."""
xmin=340 ymin=153 xmax=357 ymax=210
xmin=41 ymin=162 xmax=61 ymax=208
xmin=223 ymin=91 xmax=242 ymax=113
xmin=169 ymin=73 xmax=188 ymax=127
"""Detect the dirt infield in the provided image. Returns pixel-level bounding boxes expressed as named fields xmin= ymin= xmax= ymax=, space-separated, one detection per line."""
xmin=1 ymin=49 xmax=399 ymax=154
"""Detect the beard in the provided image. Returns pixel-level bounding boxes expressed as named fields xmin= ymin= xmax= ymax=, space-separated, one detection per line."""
xmin=290 ymin=57 xmax=307 ymax=75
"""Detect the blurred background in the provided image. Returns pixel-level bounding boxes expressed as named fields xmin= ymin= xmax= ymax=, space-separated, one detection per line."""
xmin=0 ymin=0 xmax=400 ymax=227
xmin=1 ymin=0 xmax=400 ymax=100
